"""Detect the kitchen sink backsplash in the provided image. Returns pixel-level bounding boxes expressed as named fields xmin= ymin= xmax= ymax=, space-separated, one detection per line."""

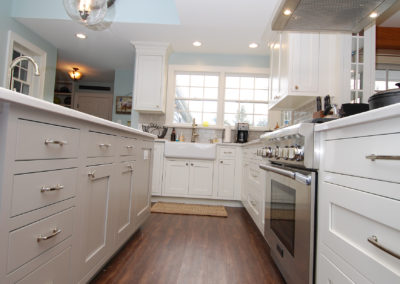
xmin=292 ymin=100 xmax=316 ymax=124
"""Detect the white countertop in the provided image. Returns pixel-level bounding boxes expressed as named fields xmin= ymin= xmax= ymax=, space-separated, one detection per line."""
xmin=0 ymin=88 xmax=156 ymax=139
xmin=155 ymin=139 xmax=261 ymax=146
xmin=315 ymin=103 xmax=400 ymax=132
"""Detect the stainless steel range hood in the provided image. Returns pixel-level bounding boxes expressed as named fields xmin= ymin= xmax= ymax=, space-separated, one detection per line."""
xmin=272 ymin=0 xmax=398 ymax=32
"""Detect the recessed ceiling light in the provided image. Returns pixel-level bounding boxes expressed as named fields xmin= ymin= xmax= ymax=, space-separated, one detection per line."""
xmin=249 ymin=43 xmax=258 ymax=49
xmin=369 ymin=12 xmax=378 ymax=18
xmin=193 ymin=41 xmax=202 ymax=47
xmin=283 ymin=9 xmax=292 ymax=16
xmin=76 ymin=33 xmax=87 ymax=39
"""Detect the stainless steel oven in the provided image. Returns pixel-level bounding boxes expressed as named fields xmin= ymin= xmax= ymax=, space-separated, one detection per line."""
xmin=258 ymin=123 xmax=318 ymax=284
xmin=260 ymin=163 xmax=316 ymax=284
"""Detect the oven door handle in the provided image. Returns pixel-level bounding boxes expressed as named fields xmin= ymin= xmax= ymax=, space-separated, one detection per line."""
xmin=259 ymin=164 xmax=312 ymax=185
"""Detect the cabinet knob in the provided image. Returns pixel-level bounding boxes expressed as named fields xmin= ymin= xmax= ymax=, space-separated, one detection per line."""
xmin=186 ymin=163 xmax=189 ymax=166
xmin=191 ymin=163 xmax=194 ymax=166
xmin=220 ymin=161 xmax=223 ymax=164
xmin=294 ymin=85 xmax=299 ymax=90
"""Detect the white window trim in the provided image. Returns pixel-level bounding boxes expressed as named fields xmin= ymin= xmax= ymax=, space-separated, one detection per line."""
xmin=166 ymin=64 xmax=269 ymax=130
xmin=4 ymin=31 xmax=47 ymax=99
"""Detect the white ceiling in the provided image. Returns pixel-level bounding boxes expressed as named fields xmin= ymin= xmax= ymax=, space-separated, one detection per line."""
xmin=16 ymin=0 xmax=280 ymax=82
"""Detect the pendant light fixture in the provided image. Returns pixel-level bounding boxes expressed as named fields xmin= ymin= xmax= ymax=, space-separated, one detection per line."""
xmin=69 ymin=67 xmax=82 ymax=81
xmin=63 ymin=0 xmax=115 ymax=27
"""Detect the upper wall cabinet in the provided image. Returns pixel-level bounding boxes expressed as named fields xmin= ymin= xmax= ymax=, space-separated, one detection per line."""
xmin=269 ymin=32 xmax=343 ymax=110
xmin=131 ymin=42 xmax=171 ymax=113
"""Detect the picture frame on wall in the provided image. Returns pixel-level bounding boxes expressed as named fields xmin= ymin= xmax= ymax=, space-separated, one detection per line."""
xmin=116 ymin=96 xmax=132 ymax=114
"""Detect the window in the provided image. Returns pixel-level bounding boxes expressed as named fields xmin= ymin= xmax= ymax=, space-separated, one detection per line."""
xmin=224 ymin=75 xmax=268 ymax=127
xmin=10 ymin=48 xmax=31 ymax=95
xmin=173 ymin=73 xmax=219 ymax=126
xmin=375 ymin=69 xmax=400 ymax=91
xmin=168 ymin=66 xmax=270 ymax=129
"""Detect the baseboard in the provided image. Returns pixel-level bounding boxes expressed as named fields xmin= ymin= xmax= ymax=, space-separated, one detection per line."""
xmin=151 ymin=196 xmax=243 ymax=207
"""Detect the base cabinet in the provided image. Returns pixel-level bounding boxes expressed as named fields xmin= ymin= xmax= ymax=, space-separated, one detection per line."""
xmin=164 ymin=159 xmax=213 ymax=197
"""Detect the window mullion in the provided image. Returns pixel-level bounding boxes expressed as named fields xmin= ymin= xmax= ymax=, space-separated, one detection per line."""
xmin=217 ymin=71 xmax=225 ymax=127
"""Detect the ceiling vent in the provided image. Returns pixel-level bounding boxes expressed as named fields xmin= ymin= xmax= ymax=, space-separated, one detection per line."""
xmin=272 ymin=0 xmax=398 ymax=32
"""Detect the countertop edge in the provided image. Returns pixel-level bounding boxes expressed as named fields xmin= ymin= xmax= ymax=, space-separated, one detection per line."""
xmin=314 ymin=103 xmax=400 ymax=132
xmin=0 ymin=88 xmax=156 ymax=139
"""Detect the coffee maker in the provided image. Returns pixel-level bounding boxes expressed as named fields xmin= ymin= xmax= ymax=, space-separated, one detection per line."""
xmin=236 ymin=123 xmax=249 ymax=143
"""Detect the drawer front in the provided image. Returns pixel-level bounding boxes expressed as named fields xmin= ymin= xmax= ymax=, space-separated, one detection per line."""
xmin=323 ymin=133 xmax=400 ymax=183
xmin=15 ymin=119 xmax=79 ymax=160
xmin=11 ymin=168 xmax=77 ymax=217
xmin=320 ymin=182 xmax=400 ymax=283
xmin=87 ymin=131 xmax=116 ymax=158
xmin=119 ymin=137 xmax=137 ymax=156
xmin=218 ymin=147 xmax=236 ymax=159
xmin=16 ymin=247 xmax=71 ymax=284
xmin=8 ymin=207 xmax=74 ymax=273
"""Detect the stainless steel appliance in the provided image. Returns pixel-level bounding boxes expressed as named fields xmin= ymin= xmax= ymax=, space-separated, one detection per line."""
xmin=258 ymin=123 xmax=318 ymax=284
xmin=236 ymin=122 xmax=249 ymax=143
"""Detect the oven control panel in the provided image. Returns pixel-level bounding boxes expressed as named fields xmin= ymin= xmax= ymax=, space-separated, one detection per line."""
xmin=257 ymin=145 xmax=304 ymax=161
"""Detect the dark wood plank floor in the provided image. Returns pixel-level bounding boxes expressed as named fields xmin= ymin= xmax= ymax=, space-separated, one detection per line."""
xmin=91 ymin=207 xmax=285 ymax=284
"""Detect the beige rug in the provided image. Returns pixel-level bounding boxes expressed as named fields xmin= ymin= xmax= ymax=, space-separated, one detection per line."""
xmin=151 ymin=202 xmax=228 ymax=217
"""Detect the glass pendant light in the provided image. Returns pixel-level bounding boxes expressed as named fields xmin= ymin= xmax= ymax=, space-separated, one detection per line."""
xmin=63 ymin=0 xmax=108 ymax=26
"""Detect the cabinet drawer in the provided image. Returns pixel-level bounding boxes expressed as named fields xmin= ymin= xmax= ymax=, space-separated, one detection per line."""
xmin=15 ymin=119 xmax=79 ymax=160
xmin=218 ymin=147 xmax=236 ymax=159
xmin=119 ymin=137 xmax=137 ymax=156
xmin=323 ymin=133 xmax=400 ymax=183
xmin=321 ymin=182 xmax=400 ymax=283
xmin=8 ymin=207 xmax=73 ymax=273
xmin=11 ymin=168 xmax=77 ymax=217
xmin=87 ymin=131 xmax=116 ymax=158
xmin=15 ymin=247 xmax=71 ymax=284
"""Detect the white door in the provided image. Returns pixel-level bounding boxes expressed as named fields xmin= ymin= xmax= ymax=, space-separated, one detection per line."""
xmin=289 ymin=33 xmax=320 ymax=93
xmin=151 ymin=143 xmax=164 ymax=195
xmin=115 ymin=161 xmax=135 ymax=246
xmin=188 ymin=160 xmax=213 ymax=196
xmin=217 ymin=159 xmax=235 ymax=199
xmin=133 ymin=143 xmax=152 ymax=228
xmin=134 ymin=55 xmax=163 ymax=111
xmin=75 ymin=92 xmax=113 ymax=120
xmin=80 ymin=164 xmax=114 ymax=277
xmin=164 ymin=159 xmax=190 ymax=196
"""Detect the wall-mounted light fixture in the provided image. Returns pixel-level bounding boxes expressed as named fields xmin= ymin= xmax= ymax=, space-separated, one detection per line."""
xmin=69 ymin=67 xmax=82 ymax=80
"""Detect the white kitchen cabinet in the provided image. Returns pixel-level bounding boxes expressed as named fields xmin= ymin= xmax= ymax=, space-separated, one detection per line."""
xmin=217 ymin=159 xmax=235 ymax=199
xmin=151 ymin=142 xmax=164 ymax=195
xmin=269 ymin=32 xmax=340 ymax=110
xmin=132 ymin=143 xmax=153 ymax=229
xmin=164 ymin=158 xmax=213 ymax=197
xmin=79 ymin=163 xmax=114 ymax=278
xmin=114 ymin=161 xmax=135 ymax=246
xmin=132 ymin=42 xmax=170 ymax=113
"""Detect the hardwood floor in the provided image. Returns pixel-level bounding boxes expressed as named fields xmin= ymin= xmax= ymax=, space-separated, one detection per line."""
xmin=91 ymin=207 xmax=285 ymax=284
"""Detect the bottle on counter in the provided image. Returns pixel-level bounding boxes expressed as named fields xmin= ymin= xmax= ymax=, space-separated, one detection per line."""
xmin=170 ymin=127 xmax=176 ymax=141
xmin=179 ymin=132 xmax=184 ymax=142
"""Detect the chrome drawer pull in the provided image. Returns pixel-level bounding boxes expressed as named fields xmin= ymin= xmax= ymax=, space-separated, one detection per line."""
xmin=124 ymin=164 xmax=134 ymax=172
xmin=37 ymin=228 xmax=62 ymax=242
xmin=366 ymin=155 xmax=400 ymax=161
xmin=368 ymin=235 xmax=400 ymax=260
xmin=41 ymin=184 xmax=64 ymax=192
xmin=98 ymin=143 xmax=111 ymax=147
xmin=88 ymin=170 xmax=96 ymax=179
xmin=224 ymin=151 xmax=233 ymax=154
xmin=44 ymin=139 xmax=67 ymax=146
xmin=126 ymin=145 xmax=134 ymax=149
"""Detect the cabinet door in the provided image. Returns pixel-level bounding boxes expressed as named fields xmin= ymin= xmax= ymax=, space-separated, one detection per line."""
xmin=80 ymin=164 xmax=114 ymax=276
xmin=151 ymin=143 xmax=164 ymax=195
xmin=188 ymin=160 xmax=213 ymax=196
xmin=164 ymin=159 xmax=190 ymax=196
xmin=134 ymin=55 xmax=163 ymax=112
xmin=217 ymin=159 xmax=235 ymax=199
xmin=289 ymin=33 xmax=319 ymax=93
xmin=241 ymin=160 xmax=250 ymax=204
xmin=133 ymin=144 xmax=152 ymax=228
xmin=115 ymin=161 xmax=135 ymax=246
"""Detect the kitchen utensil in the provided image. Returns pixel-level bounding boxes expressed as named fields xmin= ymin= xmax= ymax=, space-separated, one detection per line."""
xmin=368 ymin=88 xmax=400 ymax=110
xmin=323 ymin=95 xmax=331 ymax=115
xmin=339 ymin=103 xmax=369 ymax=117
xmin=316 ymin=96 xmax=322 ymax=111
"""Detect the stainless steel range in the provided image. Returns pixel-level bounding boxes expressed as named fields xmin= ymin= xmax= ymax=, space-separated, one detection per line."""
xmin=258 ymin=123 xmax=318 ymax=284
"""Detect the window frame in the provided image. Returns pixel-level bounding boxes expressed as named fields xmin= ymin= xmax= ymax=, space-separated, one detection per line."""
xmin=166 ymin=65 xmax=270 ymax=130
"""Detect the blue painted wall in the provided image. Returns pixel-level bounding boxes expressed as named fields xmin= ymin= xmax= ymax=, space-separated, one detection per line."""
xmin=113 ymin=68 xmax=139 ymax=128
xmin=0 ymin=0 xmax=57 ymax=102
xmin=169 ymin=53 xmax=270 ymax=68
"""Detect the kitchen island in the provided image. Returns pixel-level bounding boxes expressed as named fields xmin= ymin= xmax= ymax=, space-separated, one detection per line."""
xmin=0 ymin=87 xmax=156 ymax=283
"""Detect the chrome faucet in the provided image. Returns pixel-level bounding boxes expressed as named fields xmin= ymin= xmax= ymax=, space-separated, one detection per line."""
xmin=191 ymin=118 xmax=199 ymax=142
xmin=9 ymin=56 xmax=40 ymax=90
